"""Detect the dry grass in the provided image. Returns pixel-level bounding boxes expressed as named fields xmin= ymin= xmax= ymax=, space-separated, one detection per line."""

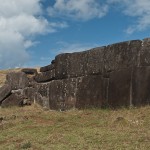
xmin=0 ymin=105 xmax=150 ymax=150
xmin=0 ymin=69 xmax=150 ymax=149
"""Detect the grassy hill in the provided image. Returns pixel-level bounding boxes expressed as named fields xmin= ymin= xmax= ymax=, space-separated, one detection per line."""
xmin=0 ymin=69 xmax=150 ymax=150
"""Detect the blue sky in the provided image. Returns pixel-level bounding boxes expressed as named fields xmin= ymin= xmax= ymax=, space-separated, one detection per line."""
xmin=0 ymin=0 xmax=150 ymax=69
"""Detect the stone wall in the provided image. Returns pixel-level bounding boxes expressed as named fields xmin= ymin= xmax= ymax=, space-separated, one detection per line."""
xmin=1 ymin=38 xmax=150 ymax=110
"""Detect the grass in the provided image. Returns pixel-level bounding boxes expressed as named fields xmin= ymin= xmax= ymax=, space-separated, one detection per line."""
xmin=0 ymin=69 xmax=150 ymax=149
xmin=0 ymin=104 xmax=150 ymax=150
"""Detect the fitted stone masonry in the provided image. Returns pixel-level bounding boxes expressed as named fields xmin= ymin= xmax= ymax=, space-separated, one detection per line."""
xmin=0 ymin=38 xmax=150 ymax=110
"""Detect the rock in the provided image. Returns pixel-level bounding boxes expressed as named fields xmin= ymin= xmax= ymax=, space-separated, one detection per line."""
xmin=140 ymin=38 xmax=150 ymax=66
xmin=87 ymin=47 xmax=105 ymax=75
xmin=35 ymin=83 xmax=50 ymax=108
xmin=1 ymin=93 xmax=23 ymax=108
xmin=6 ymin=72 xmax=29 ymax=90
xmin=49 ymin=78 xmax=77 ymax=111
xmin=104 ymin=40 xmax=141 ymax=73
xmin=22 ymin=87 xmax=36 ymax=103
xmin=108 ymin=68 xmax=132 ymax=108
xmin=67 ymin=51 xmax=88 ymax=78
xmin=21 ymin=68 xmax=37 ymax=75
xmin=55 ymin=53 xmax=69 ymax=79
xmin=0 ymin=84 xmax=11 ymax=103
xmin=34 ymin=69 xmax=55 ymax=83
xmin=76 ymin=75 xmax=108 ymax=109
xmin=51 ymin=59 xmax=55 ymax=64
xmin=49 ymin=75 xmax=108 ymax=110
xmin=132 ymin=67 xmax=150 ymax=106
xmin=40 ymin=64 xmax=55 ymax=72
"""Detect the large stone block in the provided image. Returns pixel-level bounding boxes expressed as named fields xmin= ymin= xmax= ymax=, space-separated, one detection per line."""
xmin=35 ymin=83 xmax=50 ymax=109
xmin=140 ymin=38 xmax=150 ymax=66
xmin=23 ymin=87 xmax=36 ymax=102
xmin=0 ymin=84 xmax=11 ymax=103
xmin=55 ymin=51 xmax=88 ymax=79
xmin=49 ymin=78 xmax=77 ymax=110
xmin=40 ymin=64 xmax=55 ymax=72
xmin=104 ymin=40 xmax=141 ymax=73
xmin=67 ymin=51 xmax=88 ymax=77
xmin=108 ymin=69 xmax=132 ymax=108
xmin=55 ymin=53 xmax=69 ymax=79
xmin=1 ymin=93 xmax=23 ymax=108
xmin=87 ymin=47 xmax=105 ymax=75
xmin=34 ymin=69 xmax=55 ymax=83
xmin=21 ymin=68 xmax=37 ymax=75
xmin=6 ymin=72 xmax=29 ymax=90
xmin=132 ymin=67 xmax=150 ymax=106
xmin=76 ymin=75 xmax=108 ymax=109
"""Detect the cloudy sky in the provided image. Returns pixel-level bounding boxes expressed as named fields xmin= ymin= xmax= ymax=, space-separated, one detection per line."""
xmin=0 ymin=0 xmax=150 ymax=69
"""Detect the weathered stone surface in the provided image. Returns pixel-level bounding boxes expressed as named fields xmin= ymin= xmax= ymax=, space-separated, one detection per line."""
xmin=6 ymin=72 xmax=29 ymax=90
xmin=35 ymin=83 xmax=50 ymax=108
xmin=1 ymin=93 xmax=23 ymax=108
xmin=23 ymin=87 xmax=36 ymax=102
xmin=132 ymin=67 xmax=150 ymax=106
xmin=34 ymin=69 xmax=55 ymax=83
xmin=67 ymin=52 xmax=88 ymax=77
xmin=0 ymin=84 xmax=11 ymax=103
xmin=40 ymin=64 xmax=55 ymax=72
xmin=49 ymin=75 xmax=108 ymax=110
xmin=140 ymin=38 xmax=150 ymax=66
xmin=104 ymin=40 xmax=141 ymax=73
xmin=21 ymin=68 xmax=37 ymax=75
xmin=108 ymin=69 xmax=132 ymax=108
xmin=87 ymin=47 xmax=105 ymax=75
xmin=55 ymin=53 xmax=69 ymax=79
xmin=76 ymin=75 xmax=108 ymax=109
xmin=49 ymin=78 xmax=77 ymax=110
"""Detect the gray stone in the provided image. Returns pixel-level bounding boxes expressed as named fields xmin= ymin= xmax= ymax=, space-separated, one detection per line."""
xmin=55 ymin=53 xmax=69 ymax=79
xmin=21 ymin=68 xmax=37 ymax=75
xmin=67 ymin=51 xmax=88 ymax=77
xmin=35 ymin=83 xmax=50 ymax=108
xmin=87 ymin=47 xmax=105 ymax=75
xmin=6 ymin=72 xmax=29 ymax=90
xmin=0 ymin=84 xmax=11 ymax=103
xmin=22 ymin=87 xmax=36 ymax=102
xmin=34 ymin=69 xmax=55 ymax=83
xmin=132 ymin=67 xmax=150 ymax=106
xmin=76 ymin=75 xmax=108 ymax=109
xmin=140 ymin=38 xmax=150 ymax=66
xmin=108 ymin=69 xmax=132 ymax=108
xmin=40 ymin=64 xmax=55 ymax=72
xmin=104 ymin=40 xmax=141 ymax=73
xmin=1 ymin=93 xmax=23 ymax=108
xmin=49 ymin=78 xmax=77 ymax=111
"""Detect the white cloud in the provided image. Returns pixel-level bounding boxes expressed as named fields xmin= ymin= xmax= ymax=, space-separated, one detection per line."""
xmin=108 ymin=0 xmax=150 ymax=34
xmin=0 ymin=0 xmax=68 ymax=69
xmin=56 ymin=42 xmax=97 ymax=53
xmin=47 ymin=0 xmax=108 ymax=21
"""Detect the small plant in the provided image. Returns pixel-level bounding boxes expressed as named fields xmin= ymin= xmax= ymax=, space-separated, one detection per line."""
xmin=21 ymin=141 xmax=31 ymax=149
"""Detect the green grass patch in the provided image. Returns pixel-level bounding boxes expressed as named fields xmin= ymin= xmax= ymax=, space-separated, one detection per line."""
xmin=0 ymin=105 xmax=150 ymax=150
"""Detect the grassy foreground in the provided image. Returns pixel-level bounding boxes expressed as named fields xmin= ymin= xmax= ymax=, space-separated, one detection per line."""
xmin=0 ymin=105 xmax=150 ymax=150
